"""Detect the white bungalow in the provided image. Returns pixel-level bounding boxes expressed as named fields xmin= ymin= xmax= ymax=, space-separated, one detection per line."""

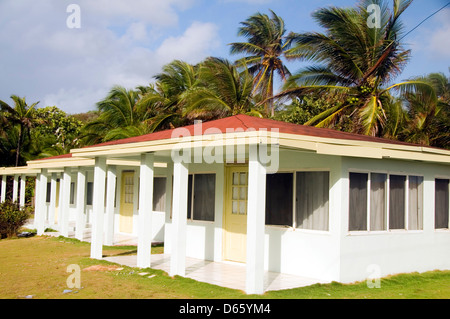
xmin=0 ymin=114 xmax=449 ymax=294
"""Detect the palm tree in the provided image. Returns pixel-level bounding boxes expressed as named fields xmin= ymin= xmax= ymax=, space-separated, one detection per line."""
xmin=230 ymin=10 xmax=295 ymax=117
xmin=182 ymin=57 xmax=261 ymax=120
xmin=277 ymin=0 xmax=434 ymax=136
xmin=138 ymin=60 xmax=198 ymax=131
xmin=80 ymin=86 xmax=152 ymax=145
xmin=402 ymin=72 xmax=450 ymax=148
xmin=0 ymin=95 xmax=39 ymax=166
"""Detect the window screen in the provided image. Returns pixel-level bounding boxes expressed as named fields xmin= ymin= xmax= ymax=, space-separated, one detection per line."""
xmin=349 ymin=172 xmax=368 ymax=231
xmin=389 ymin=175 xmax=406 ymax=230
xmin=153 ymin=177 xmax=166 ymax=212
xmin=265 ymin=173 xmax=293 ymax=226
xmin=370 ymin=173 xmax=386 ymax=231
xmin=408 ymin=176 xmax=423 ymax=230
xmin=435 ymin=178 xmax=449 ymax=229
xmin=296 ymin=171 xmax=329 ymax=231
xmin=193 ymin=174 xmax=215 ymax=221
xmin=86 ymin=182 xmax=93 ymax=206
xmin=70 ymin=182 xmax=75 ymax=205
xmin=187 ymin=174 xmax=216 ymax=221
xmin=46 ymin=182 xmax=51 ymax=203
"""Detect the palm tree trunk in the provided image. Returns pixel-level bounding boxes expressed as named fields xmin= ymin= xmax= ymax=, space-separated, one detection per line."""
xmin=268 ymin=71 xmax=274 ymax=117
xmin=15 ymin=126 xmax=22 ymax=167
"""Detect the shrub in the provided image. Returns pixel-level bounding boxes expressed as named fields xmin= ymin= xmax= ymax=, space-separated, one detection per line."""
xmin=0 ymin=201 xmax=31 ymax=239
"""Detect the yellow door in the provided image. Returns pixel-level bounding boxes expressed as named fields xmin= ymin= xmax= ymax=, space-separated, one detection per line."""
xmin=223 ymin=166 xmax=248 ymax=263
xmin=120 ymin=172 xmax=134 ymax=233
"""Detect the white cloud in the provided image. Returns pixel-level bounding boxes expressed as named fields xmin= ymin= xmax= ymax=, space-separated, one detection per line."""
xmin=156 ymin=22 xmax=220 ymax=65
xmin=0 ymin=0 xmax=218 ymax=114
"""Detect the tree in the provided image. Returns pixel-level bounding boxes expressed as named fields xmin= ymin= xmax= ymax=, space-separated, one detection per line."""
xmin=230 ymin=10 xmax=295 ymax=117
xmin=401 ymin=72 xmax=450 ymax=148
xmin=80 ymin=86 xmax=154 ymax=145
xmin=278 ymin=0 xmax=434 ymax=136
xmin=32 ymin=106 xmax=83 ymax=158
xmin=0 ymin=95 xmax=39 ymax=166
xmin=182 ymin=57 xmax=262 ymax=120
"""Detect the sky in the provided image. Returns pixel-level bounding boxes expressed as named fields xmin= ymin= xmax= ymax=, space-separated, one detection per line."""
xmin=0 ymin=0 xmax=449 ymax=114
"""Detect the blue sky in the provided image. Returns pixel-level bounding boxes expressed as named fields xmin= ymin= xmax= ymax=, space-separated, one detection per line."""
xmin=0 ymin=0 xmax=448 ymax=114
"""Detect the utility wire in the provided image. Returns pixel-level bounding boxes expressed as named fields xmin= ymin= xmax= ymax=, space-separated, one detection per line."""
xmin=399 ymin=1 xmax=450 ymax=41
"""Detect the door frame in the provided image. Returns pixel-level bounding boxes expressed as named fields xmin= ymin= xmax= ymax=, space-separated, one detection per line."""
xmin=222 ymin=165 xmax=248 ymax=263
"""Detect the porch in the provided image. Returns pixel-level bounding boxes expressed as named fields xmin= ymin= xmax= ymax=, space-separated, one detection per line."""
xmin=103 ymin=253 xmax=329 ymax=293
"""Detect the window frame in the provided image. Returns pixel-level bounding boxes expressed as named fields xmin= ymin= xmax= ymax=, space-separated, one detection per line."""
xmin=264 ymin=168 xmax=331 ymax=233
xmin=434 ymin=176 xmax=450 ymax=231
xmin=187 ymin=172 xmax=216 ymax=223
xmin=347 ymin=169 xmax=425 ymax=234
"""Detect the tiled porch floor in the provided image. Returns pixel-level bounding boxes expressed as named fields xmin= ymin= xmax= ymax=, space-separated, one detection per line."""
xmin=103 ymin=254 xmax=330 ymax=293
xmin=27 ymin=220 xmax=329 ymax=292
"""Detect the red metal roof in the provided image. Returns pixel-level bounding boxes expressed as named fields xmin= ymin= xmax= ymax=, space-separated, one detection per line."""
xmin=84 ymin=114 xmax=415 ymax=148
xmin=32 ymin=114 xmax=430 ymax=163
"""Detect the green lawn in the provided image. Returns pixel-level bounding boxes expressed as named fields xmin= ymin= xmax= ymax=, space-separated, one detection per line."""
xmin=0 ymin=235 xmax=449 ymax=299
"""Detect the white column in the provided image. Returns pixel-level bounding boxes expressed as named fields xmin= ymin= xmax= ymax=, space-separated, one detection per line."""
xmin=169 ymin=160 xmax=189 ymax=277
xmin=48 ymin=173 xmax=57 ymax=227
xmin=12 ymin=175 xmax=19 ymax=202
xmin=59 ymin=167 xmax=72 ymax=237
xmin=33 ymin=174 xmax=41 ymax=230
xmin=104 ymin=166 xmax=117 ymax=246
xmin=137 ymin=153 xmax=155 ymax=268
xmin=164 ymin=162 xmax=173 ymax=239
xmin=90 ymin=157 xmax=107 ymax=259
xmin=0 ymin=175 xmax=6 ymax=203
xmin=36 ymin=170 xmax=48 ymax=235
xmin=75 ymin=169 xmax=87 ymax=241
xmin=19 ymin=175 xmax=26 ymax=207
xmin=246 ymin=144 xmax=267 ymax=295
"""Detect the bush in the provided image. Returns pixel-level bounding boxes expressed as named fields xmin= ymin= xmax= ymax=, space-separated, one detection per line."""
xmin=0 ymin=201 xmax=31 ymax=239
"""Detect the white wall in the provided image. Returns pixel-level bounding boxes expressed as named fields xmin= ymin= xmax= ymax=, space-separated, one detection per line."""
xmin=339 ymin=157 xmax=450 ymax=283
xmin=114 ymin=166 xmax=167 ymax=242
xmin=164 ymin=162 xmax=224 ymax=262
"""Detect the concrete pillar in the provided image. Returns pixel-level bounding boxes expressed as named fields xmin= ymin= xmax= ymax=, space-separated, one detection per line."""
xmin=163 ymin=162 xmax=173 ymax=249
xmin=0 ymin=175 xmax=6 ymax=203
xmin=12 ymin=175 xmax=19 ymax=202
xmin=36 ymin=170 xmax=48 ymax=235
xmin=48 ymin=173 xmax=57 ymax=227
xmin=75 ymin=169 xmax=87 ymax=241
xmin=137 ymin=153 xmax=154 ymax=268
xmin=169 ymin=160 xmax=189 ymax=277
xmin=104 ymin=166 xmax=117 ymax=246
xmin=90 ymin=157 xmax=107 ymax=259
xmin=59 ymin=168 xmax=72 ymax=237
xmin=19 ymin=175 xmax=26 ymax=207
xmin=246 ymin=144 xmax=267 ymax=295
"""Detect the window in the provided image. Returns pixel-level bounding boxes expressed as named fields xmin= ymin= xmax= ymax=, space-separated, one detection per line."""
xmin=370 ymin=173 xmax=387 ymax=231
xmin=230 ymin=171 xmax=248 ymax=215
xmin=69 ymin=182 xmax=75 ymax=205
xmin=265 ymin=173 xmax=293 ymax=226
xmin=348 ymin=172 xmax=424 ymax=232
xmin=389 ymin=175 xmax=406 ymax=230
xmin=153 ymin=177 xmax=166 ymax=212
xmin=187 ymin=174 xmax=215 ymax=221
xmin=46 ymin=182 xmax=51 ymax=203
xmin=265 ymin=171 xmax=330 ymax=231
xmin=349 ymin=172 xmax=368 ymax=231
xmin=408 ymin=176 xmax=423 ymax=230
xmin=296 ymin=171 xmax=329 ymax=231
xmin=435 ymin=178 xmax=449 ymax=229
xmin=86 ymin=182 xmax=93 ymax=206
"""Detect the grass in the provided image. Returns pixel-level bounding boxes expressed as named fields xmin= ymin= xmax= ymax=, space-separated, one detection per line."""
xmin=0 ymin=235 xmax=449 ymax=299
